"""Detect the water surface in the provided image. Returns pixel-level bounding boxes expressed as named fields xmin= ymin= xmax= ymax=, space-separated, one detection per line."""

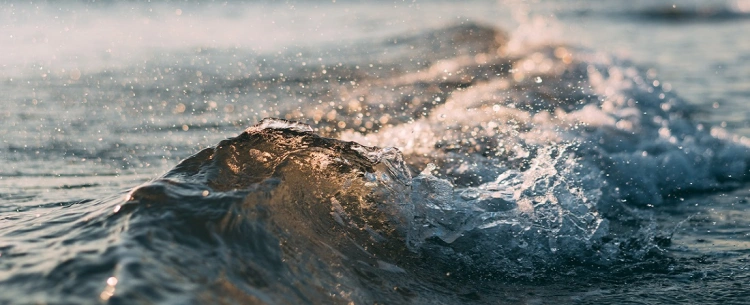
xmin=2 ymin=1 xmax=750 ymax=304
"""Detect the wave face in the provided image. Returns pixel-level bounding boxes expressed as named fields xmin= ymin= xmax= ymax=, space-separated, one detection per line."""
xmin=117 ymin=119 xmax=420 ymax=304
xmin=3 ymin=22 xmax=750 ymax=304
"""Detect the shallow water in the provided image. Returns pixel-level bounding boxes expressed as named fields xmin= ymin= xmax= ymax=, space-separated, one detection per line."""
xmin=2 ymin=1 xmax=750 ymax=304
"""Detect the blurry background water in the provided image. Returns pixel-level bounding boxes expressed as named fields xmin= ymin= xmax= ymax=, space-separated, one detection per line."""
xmin=2 ymin=0 xmax=750 ymax=304
xmin=3 ymin=0 xmax=750 ymax=176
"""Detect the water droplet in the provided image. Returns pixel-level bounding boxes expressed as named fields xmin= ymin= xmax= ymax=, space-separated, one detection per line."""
xmin=535 ymin=76 xmax=542 ymax=83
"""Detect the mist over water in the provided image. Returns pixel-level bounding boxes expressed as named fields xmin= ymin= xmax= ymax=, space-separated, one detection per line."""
xmin=2 ymin=1 xmax=750 ymax=304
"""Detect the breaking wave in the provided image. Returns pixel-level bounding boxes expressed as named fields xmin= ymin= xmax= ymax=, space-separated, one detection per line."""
xmin=3 ymin=22 xmax=750 ymax=304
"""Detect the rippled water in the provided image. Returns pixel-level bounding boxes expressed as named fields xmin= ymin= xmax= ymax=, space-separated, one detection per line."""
xmin=2 ymin=1 xmax=750 ymax=304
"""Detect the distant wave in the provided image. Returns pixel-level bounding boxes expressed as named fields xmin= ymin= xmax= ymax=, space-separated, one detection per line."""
xmin=566 ymin=5 xmax=750 ymax=23
xmin=632 ymin=6 xmax=750 ymax=22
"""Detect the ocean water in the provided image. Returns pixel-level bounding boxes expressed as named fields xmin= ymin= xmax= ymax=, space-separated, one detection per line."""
xmin=2 ymin=0 xmax=750 ymax=304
